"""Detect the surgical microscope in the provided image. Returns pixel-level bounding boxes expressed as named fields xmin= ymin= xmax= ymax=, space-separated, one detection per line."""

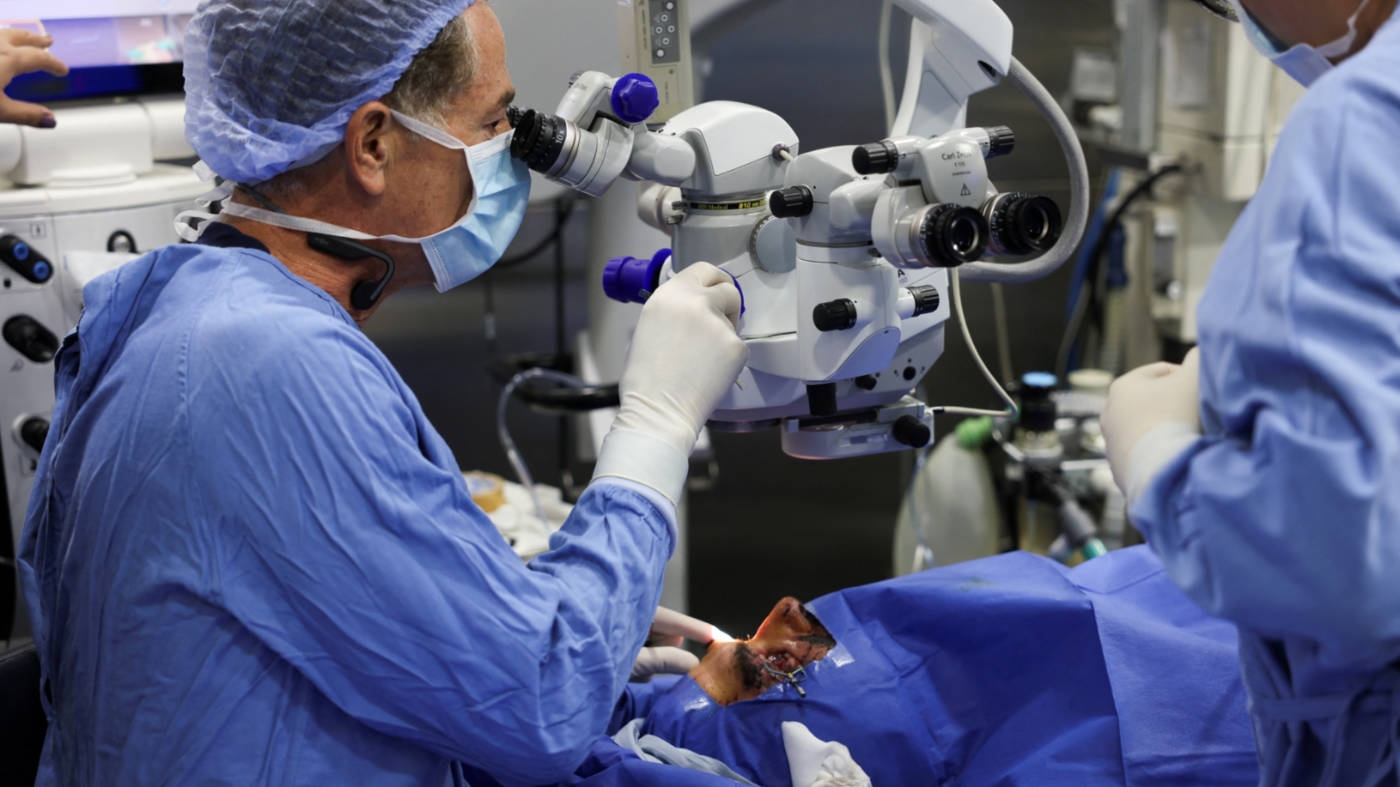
xmin=507 ymin=0 xmax=1090 ymax=461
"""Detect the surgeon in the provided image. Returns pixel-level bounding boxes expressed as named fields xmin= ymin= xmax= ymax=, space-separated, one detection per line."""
xmin=1102 ymin=0 xmax=1400 ymax=784
xmin=17 ymin=1 xmax=747 ymax=785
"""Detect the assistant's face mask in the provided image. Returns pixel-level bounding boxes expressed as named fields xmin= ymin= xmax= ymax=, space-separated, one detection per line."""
xmin=214 ymin=110 xmax=531 ymax=293
xmin=1229 ymin=0 xmax=1374 ymax=87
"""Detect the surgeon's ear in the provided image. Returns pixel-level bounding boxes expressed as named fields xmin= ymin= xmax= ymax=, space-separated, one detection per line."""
xmin=342 ymin=101 xmax=394 ymax=198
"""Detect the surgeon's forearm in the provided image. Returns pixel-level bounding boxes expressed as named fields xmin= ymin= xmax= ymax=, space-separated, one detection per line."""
xmin=530 ymin=478 xmax=676 ymax=683
xmin=591 ymin=427 xmax=691 ymax=506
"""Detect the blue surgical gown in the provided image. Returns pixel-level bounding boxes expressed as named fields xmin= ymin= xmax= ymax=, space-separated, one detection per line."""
xmin=17 ymin=223 xmax=677 ymax=786
xmin=1132 ymin=11 xmax=1400 ymax=786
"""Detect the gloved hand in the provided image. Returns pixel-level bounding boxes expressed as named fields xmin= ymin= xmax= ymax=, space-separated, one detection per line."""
xmin=650 ymin=605 xmax=733 ymax=644
xmin=630 ymin=645 xmax=700 ymax=682
xmin=631 ymin=606 xmax=730 ymax=681
xmin=1101 ymin=348 xmax=1202 ymax=500
xmin=613 ymin=262 xmax=748 ymax=458
xmin=781 ymin=721 xmax=872 ymax=787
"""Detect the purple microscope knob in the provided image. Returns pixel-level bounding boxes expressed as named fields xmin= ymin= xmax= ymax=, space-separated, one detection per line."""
xmin=610 ymin=73 xmax=660 ymax=124
xmin=602 ymin=249 xmax=671 ymax=304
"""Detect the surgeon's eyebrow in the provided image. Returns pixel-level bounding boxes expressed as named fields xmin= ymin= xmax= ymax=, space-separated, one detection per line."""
xmin=493 ymin=88 xmax=516 ymax=111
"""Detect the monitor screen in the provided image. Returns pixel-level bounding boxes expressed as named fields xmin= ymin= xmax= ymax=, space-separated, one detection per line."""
xmin=2 ymin=1 xmax=199 ymax=102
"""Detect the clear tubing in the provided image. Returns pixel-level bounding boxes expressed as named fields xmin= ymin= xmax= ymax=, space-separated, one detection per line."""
xmin=496 ymin=368 xmax=591 ymax=526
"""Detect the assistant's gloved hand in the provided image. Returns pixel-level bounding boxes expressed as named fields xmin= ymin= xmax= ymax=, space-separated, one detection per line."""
xmin=1102 ymin=349 xmax=1202 ymax=502
xmin=593 ymin=263 xmax=747 ymax=503
xmin=781 ymin=721 xmax=872 ymax=787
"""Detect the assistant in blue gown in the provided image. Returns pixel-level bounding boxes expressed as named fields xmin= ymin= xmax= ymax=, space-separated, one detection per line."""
xmin=1130 ymin=11 xmax=1400 ymax=786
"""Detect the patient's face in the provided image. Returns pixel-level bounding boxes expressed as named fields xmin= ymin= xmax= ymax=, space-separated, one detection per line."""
xmin=689 ymin=597 xmax=836 ymax=705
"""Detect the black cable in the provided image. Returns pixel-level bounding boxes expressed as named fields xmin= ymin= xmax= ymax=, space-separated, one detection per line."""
xmin=553 ymin=199 xmax=570 ymax=488
xmin=480 ymin=197 xmax=626 ymax=492
xmin=496 ymin=199 xmax=577 ymax=269
xmin=1059 ymin=165 xmax=1184 ymax=376
xmin=553 ymin=199 xmax=568 ymax=364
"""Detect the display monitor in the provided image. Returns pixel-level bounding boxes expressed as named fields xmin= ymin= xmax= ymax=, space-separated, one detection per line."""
xmin=1 ymin=1 xmax=198 ymax=102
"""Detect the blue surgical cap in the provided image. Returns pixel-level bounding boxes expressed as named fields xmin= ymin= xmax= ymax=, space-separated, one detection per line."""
xmin=184 ymin=0 xmax=476 ymax=185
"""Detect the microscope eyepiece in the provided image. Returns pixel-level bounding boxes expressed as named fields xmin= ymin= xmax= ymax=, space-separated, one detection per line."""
xmin=918 ymin=205 xmax=989 ymax=267
xmin=509 ymin=108 xmax=570 ymax=175
xmin=983 ymin=192 xmax=1063 ymax=256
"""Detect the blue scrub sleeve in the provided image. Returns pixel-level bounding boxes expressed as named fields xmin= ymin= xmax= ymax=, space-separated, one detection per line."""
xmin=1131 ymin=80 xmax=1400 ymax=667
xmin=186 ymin=316 xmax=676 ymax=785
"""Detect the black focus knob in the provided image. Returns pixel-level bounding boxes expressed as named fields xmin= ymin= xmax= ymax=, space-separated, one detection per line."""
xmin=986 ymin=126 xmax=1016 ymax=158
xmin=906 ymin=285 xmax=941 ymax=318
xmin=813 ymin=299 xmax=858 ymax=332
xmin=852 ymin=141 xmax=900 ymax=175
xmin=0 ymin=235 xmax=53 ymax=284
xmin=920 ymin=205 xmax=989 ymax=267
xmin=892 ymin=415 xmax=932 ymax=449
xmin=3 ymin=315 xmax=59 ymax=363
xmin=769 ymin=186 xmax=815 ymax=218
xmin=18 ymin=416 xmax=48 ymax=452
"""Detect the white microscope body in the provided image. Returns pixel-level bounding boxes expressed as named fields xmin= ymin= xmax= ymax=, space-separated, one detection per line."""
xmin=512 ymin=0 xmax=1087 ymax=460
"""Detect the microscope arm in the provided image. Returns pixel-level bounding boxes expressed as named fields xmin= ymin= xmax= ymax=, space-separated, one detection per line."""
xmin=889 ymin=0 xmax=1013 ymax=137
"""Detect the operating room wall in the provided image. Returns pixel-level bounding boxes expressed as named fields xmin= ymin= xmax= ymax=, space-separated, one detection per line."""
xmin=365 ymin=0 xmax=1116 ymax=640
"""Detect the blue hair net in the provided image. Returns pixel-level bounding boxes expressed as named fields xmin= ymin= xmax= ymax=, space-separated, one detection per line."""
xmin=183 ymin=0 xmax=476 ymax=185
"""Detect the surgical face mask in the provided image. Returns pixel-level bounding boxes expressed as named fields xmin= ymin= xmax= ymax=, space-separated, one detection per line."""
xmin=1228 ymin=0 xmax=1374 ymax=87
xmin=216 ymin=110 xmax=532 ymax=293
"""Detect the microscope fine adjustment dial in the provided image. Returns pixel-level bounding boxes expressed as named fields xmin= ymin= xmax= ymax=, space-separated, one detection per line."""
xmin=769 ymin=186 xmax=815 ymax=219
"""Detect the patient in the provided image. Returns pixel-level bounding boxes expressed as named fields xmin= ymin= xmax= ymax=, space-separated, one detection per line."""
xmin=689 ymin=597 xmax=836 ymax=706
xmin=578 ymin=546 xmax=1262 ymax=787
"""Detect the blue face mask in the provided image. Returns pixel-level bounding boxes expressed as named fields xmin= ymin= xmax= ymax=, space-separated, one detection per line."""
xmin=1228 ymin=0 xmax=1373 ymax=87
xmin=217 ymin=110 xmax=532 ymax=293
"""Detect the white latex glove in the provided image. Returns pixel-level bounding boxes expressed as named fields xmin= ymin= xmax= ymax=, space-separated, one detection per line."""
xmin=651 ymin=606 xmax=733 ymax=644
xmin=615 ymin=262 xmax=747 ymax=454
xmin=781 ymin=721 xmax=872 ymax=787
xmin=593 ymin=263 xmax=748 ymax=503
xmin=630 ymin=606 xmax=731 ymax=681
xmin=630 ymin=645 xmax=700 ymax=682
xmin=1101 ymin=349 xmax=1202 ymax=502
